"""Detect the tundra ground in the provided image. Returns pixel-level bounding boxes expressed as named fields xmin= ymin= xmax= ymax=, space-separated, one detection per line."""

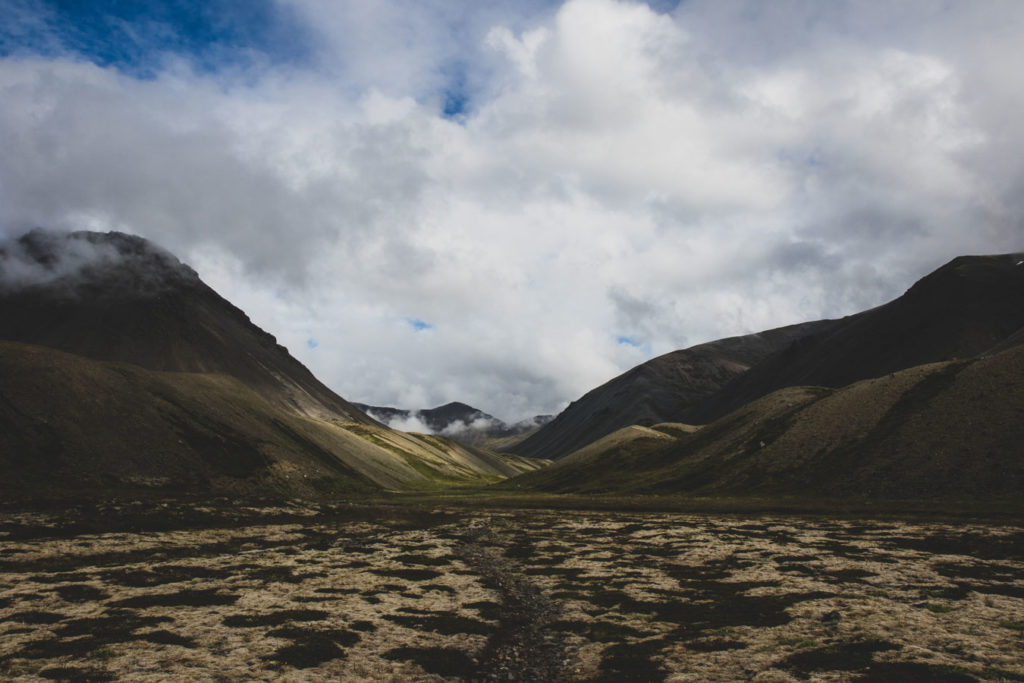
xmin=0 ymin=501 xmax=1022 ymax=682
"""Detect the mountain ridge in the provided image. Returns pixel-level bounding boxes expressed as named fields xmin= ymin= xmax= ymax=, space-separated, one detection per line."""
xmin=354 ymin=400 xmax=553 ymax=445
xmin=684 ymin=252 xmax=1024 ymax=425
xmin=0 ymin=229 xmax=372 ymax=424
xmin=511 ymin=320 xmax=832 ymax=460
xmin=515 ymin=252 xmax=1024 ymax=461
xmin=504 ymin=340 xmax=1024 ymax=499
xmin=0 ymin=230 xmax=545 ymax=497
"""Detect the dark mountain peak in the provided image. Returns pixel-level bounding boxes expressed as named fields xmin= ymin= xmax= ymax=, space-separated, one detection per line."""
xmin=430 ymin=401 xmax=478 ymax=413
xmin=903 ymin=252 xmax=1024 ymax=300
xmin=422 ymin=402 xmax=493 ymax=426
xmin=513 ymin=320 xmax=829 ymax=460
xmin=1 ymin=229 xmax=200 ymax=299
xmin=0 ymin=228 xmax=369 ymax=424
xmin=683 ymin=251 xmax=1024 ymax=425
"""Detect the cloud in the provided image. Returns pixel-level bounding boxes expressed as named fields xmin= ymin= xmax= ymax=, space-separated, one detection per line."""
xmin=0 ymin=229 xmax=197 ymax=296
xmin=363 ymin=409 xmax=434 ymax=435
xmin=1 ymin=0 xmax=1023 ymax=420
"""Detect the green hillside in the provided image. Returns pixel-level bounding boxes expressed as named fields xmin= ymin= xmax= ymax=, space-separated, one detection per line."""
xmin=504 ymin=343 xmax=1024 ymax=500
xmin=0 ymin=341 xmax=543 ymax=499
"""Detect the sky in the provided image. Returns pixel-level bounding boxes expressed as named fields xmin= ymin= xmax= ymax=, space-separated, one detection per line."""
xmin=1 ymin=0 xmax=1022 ymax=422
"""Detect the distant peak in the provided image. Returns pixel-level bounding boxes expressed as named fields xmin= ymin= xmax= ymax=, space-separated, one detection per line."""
xmin=431 ymin=401 xmax=477 ymax=412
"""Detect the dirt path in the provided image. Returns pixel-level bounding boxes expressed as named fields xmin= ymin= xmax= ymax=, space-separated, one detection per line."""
xmin=456 ymin=522 xmax=569 ymax=682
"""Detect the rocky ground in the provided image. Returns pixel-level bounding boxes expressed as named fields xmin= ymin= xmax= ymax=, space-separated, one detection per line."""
xmin=0 ymin=501 xmax=1022 ymax=682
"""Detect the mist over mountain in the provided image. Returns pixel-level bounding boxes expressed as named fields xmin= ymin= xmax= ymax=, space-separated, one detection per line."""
xmin=354 ymin=401 xmax=553 ymax=446
xmin=0 ymin=229 xmax=371 ymax=424
xmin=0 ymin=230 xmax=543 ymax=498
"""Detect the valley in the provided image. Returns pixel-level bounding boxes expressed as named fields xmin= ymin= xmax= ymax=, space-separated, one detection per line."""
xmin=1 ymin=231 xmax=1022 ymax=681
xmin=1 ymin=501 xmax=1022 ymax=682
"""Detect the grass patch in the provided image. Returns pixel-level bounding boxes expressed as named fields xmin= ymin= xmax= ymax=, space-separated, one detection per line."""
xmin=859 ymin=661 xmax=978 ymax=682
xmin=222 ymin=610 xmax=329 ymax=628
xmin=392 ymin=553 xmax=451 ymax=566
xmin=925 ymin=602 xmax=956 ymax=613
xmin=552 ymin=620 xmax=648 ymax=642
xmin=778 ymin=638 xmax=901 ymax=676
xmin=2 ymin=610 xmax=65 ymax=624
xmin=982 ymin=666 xmax=1024 ymax=681
xmin=349 ymin=620 xmax=376 ymax=632
xmin=38 ymin=667 xmax=116 ymax=682
xmin=686 ymin=638 xmax=748 ymax=652
xmin=262 ymin=626 xmax=361 ymax=669
xmin=111 ymin=588 xmax=239 ymax=608
xmin=422 ymin=583 xmax=456 ymax=594
xmin=368 ymin=568 xmax=442 ymax=582
xmin=52 ymin=584 xmax=109 ymax=603
xmin=594 ymin=637 xmax=668 ymax=683
xmin=137 ymin=629 xmax=196 ymax=648
xmin=383 ymin=612 xmax=493 ymax=635
xmin=383 ymin=646 xmax=476 ymax=679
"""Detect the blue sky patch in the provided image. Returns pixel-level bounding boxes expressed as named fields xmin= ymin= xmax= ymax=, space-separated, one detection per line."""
xmin=306 ymin=337 xmax=319 ymax=349
xmin=0 ymin=0 xmax=313 ymax=78
xmin=439 ymin=64 xmax=470 ymax=119
xmin=616 ymin=335 xmax=643 ymax=347
xmin=406 ymin=317 xmax=433 ymax=331
xmin=442 ymin=89 xmax=469 ymax=119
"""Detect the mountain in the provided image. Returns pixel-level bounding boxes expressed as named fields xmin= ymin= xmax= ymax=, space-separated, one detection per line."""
xmin=355 ymin=401 xmax=496 ymax=433
xmin=684 ymin=253 xmax=1024 ymax=424
xmin=513 ymin=252 xmax=1024 ymax=461
xmin=0 ymin=229 xmax=370 ymax=423
xmin=510 ymin=321 xmax=831 ymax=460
xmin=0 ymin=230 xmax=544 ymax=498
xmin=503 ymin=340 xmax=1024 ymax=499
xmin=354 ymin=401 xmax=553 ymax=446
xmin=0 ymin=340 xmax=376 ymax=498
xmin=0 ymin=341 xmax=545 ymax=498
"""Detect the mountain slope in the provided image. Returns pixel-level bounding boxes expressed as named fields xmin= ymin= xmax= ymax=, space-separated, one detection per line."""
xmin=511 ymin=321 xmax=831 ymax=460
xmin=0 ymin=341 xmax=380 ymax=498
xmin=0 ymin=229 xmax=371 ymax=423
xmin=506 ymin=342 xmax=1024 ymax=499
xmin=685 ymin=253 xmax=1024 ymax=424
xmin=0 ymin=230 xmax=544 ymax=497
xmin=0 ymin=341 xmax=546 ymax=498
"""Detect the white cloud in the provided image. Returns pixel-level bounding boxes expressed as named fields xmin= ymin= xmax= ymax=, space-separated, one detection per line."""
xmin=2 ymin=0 xmax=1023 ymax=421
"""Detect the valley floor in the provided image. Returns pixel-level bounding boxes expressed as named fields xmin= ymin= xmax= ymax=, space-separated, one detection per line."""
xmin=0 ymin=501 xmax=1022 ymax=682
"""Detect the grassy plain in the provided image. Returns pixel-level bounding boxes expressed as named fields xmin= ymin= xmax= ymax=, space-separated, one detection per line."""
xmin=1 ymin=498 xmax=1022 ymax=681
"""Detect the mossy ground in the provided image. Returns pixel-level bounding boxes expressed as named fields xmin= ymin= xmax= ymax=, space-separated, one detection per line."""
xmin=0 ymin=500 xmax=1021 ymax=681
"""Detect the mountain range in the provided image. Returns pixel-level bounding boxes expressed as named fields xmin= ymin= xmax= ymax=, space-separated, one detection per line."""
xmin=354 ymin=401 xmax=552 ymax=447
xmin=514 ymin=253 xmax=1024 ymax=463
xmin=502 ymin=252 xmax=1024 ymax=500
xmin=1 ymin=228 xmax=1021 ymax=503
xmin=0 ymin=230 xmax=543 ymax=499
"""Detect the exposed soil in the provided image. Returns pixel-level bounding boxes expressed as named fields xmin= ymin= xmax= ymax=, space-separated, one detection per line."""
xmin=0 ymin=502 xmax=1022 ymax=681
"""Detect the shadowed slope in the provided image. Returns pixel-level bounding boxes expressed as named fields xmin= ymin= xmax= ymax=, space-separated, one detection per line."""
xmin=0 ymin=341 xmax=380 ymax=498
xmin=0 ymin=231 xmax=544 ymax=496
xmin=0 ymin=341 xmax=547 ymax=498
xmin=512 ymin=321 xmax=831 ymax=460
xmin=506 ymin=342 xmax=1024 ymax=499
xmin=0 ymin=230 xmax=372 ymax=423
xmin=686 ymin=253 xmax=1024 ymax=424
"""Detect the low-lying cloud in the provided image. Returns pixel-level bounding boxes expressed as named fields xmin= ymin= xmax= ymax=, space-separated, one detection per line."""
xmin=2 ymin=0 xmax=1022 ymax=420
